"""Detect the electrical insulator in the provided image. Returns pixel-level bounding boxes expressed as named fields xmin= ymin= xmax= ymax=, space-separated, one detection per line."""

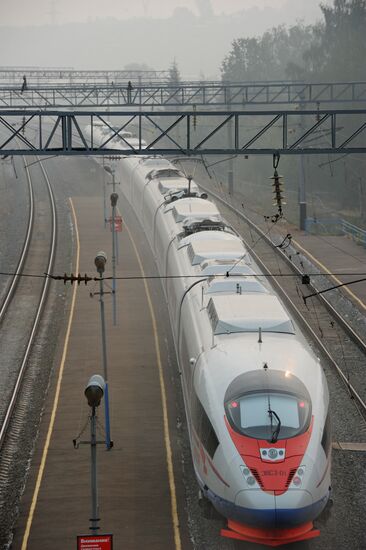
xmin=270 ymin=169 xmax=286 ymax=217
xmin=193 ymin=104 xmax=197 ymax=131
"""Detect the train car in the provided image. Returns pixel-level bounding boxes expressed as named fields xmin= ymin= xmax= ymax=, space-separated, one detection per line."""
xmin=84 ymin=121 xmax=146 ymax=151
xmin=113 ymin=153 xmax=331 ymax=547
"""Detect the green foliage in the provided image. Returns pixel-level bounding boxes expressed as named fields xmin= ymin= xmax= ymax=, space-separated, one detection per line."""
xmin=221 ymin=24 xmax=314 ymax=81
xmin=300 ymin=0 xmax=366 ymax=80
xmin=221 ymin=1 xmax=366 ymax=82
xmin=168 ymin=59 xmax=181 ymax=84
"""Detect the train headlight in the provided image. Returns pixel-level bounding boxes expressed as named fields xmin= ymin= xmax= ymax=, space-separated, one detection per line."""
xmin=268 ymin=448 xmax=278 ymax=459
xmin=292 ymin=466 xmax=306 ymax=487
xmin=292 ymin=476 xmax=302 ymax=487
xmin=260 ymin=447 xmax=285 ymax=461
xmin=240 ymin=466 xmax=257 ymax=487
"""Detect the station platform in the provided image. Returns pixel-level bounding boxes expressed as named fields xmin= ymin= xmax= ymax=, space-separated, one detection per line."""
xmin=12 ymin=194 xmax=188 ymax=550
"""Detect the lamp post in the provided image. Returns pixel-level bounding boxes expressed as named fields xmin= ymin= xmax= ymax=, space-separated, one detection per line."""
xmin=298 ymin=93 xmax=307 ymax=230
xmin=110 ymin=191 xmax=118 ymax=326
xmin=102 ymin=158 xmax=107 ymax=228
xmin=94 ymin=252 xmax=112 ymax=449
xmin=103 ymin=164 xmax=118 ymax=325
xmin=84 ymin=374 xmax=105 ymax=534
xmin=226 ymin=86 xmax=234 ymax=195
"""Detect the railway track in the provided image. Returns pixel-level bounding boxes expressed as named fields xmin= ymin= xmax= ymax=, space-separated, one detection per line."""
xmin=0 ymin=154 xmax=57 ymax=443
xmin=0 ymin=153 xmax=58 ymax=548
xmin=199 ymin=179 xmax=366 ymax=421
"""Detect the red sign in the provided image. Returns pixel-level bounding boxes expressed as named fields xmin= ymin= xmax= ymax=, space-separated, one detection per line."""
xmin=109 ymin=216 xmax=122 ymax=232
xmin=77 ymin=534 xmax=113 ymax=550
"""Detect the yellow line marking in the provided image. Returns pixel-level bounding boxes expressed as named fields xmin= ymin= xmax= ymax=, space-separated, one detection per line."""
xmin=332 ymin=441 xmax=366 ymax=451
xmin=292 ymin=237 xmax=366 ymax=311
xmin=124 ymin=221 xmax=182 ymax=550
xmin=21 ymin=198 xmax=80 ymax=549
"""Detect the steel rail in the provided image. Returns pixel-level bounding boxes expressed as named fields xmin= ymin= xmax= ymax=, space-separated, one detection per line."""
xmin=0 ymin=156 xmax=57 ymax=447
xmin=200 ymin=183 xmax=366 ymax=417
xmin=0 ymin=158 xmax=34 ymax=322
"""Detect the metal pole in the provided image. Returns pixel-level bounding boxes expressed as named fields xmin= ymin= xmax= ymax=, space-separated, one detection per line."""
xmin=111 ymin=206 xmax=117 ymax=325
xmin=111 ymin=171 xmax=118 ymax=326
xmin=227 ymin=87 xmax=234 ymax=195
xmin=298 ymin=94 xmax=307 ymax=230
xmin=115 ymin=167 xmax=119 ymax=266
xmin=90 ymin=406 xmax=99 ymax=533
xmin=98 ymin=273 xmax=112 ymax=449
xmin=298 ymin=153 xmax=307 ymax=230
xmin=103 ymin=158 xmax=107 ymax=228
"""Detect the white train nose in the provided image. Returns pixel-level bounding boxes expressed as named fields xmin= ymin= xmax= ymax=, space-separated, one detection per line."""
xmin=275 ymin=488 xmax=312 ymax=511
xmin=233 ymin=488 xmax=314 ymax=528
xmin=234 ymin=489 xmax=276 ymax=526
xmin=235 ymin=489 xmax=275 ymax=510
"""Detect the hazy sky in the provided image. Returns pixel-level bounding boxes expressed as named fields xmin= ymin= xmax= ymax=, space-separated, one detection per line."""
xmin=0 ymin=0 xmax=326 ymax=76
xmin=2 ymin=0 xmax=322 ymax=26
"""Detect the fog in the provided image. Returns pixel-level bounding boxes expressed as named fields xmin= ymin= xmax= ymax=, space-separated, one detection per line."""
xmin=0 ymin=0 xmax=325 ymax=77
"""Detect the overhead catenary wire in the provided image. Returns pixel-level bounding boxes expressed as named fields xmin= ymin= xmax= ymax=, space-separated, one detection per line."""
xmin=1 ymin=270 xmax=366 ymax=283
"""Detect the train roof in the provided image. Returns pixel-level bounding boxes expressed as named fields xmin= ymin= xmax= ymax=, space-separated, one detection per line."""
xmin=207 ymin=294 xmax=295 ymax=336
xmin=159 ymin=179 xmax=198 ymax=195
xmin=205 ymin=277 xmax=268 ymax=295
xmin=187 ymin=239 xmax=246 ymax=266
xmin=199 ymin=260 xmax=253 ymax=276
xmin=170 ymin=198 xmax=220 ymax=223
xmin=178 ymin=229 xmax=237 ymax=249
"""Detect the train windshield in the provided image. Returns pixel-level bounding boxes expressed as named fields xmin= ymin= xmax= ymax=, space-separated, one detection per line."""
xmin=224 ymin=370 xmax=311 ymax=441
xmin=226 ymin=392 xmax=310 ymax=440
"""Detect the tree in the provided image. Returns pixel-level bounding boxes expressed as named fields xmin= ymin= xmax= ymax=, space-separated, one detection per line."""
xmin=221 ymin=1 xmax=366 ymax=82
xmin=168 ymin=59 xmax=181 ymax=84
xmin=289 ymin=0 xmax=366 ymax=80
xmin=124 ymin=62 xmax=155 ymax=72
xmin=221 ymin=24 xmax=314 ymax=82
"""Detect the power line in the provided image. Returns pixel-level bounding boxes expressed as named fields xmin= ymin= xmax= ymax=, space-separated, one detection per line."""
xmin=0 ymin=270 xmax=366 ymax=283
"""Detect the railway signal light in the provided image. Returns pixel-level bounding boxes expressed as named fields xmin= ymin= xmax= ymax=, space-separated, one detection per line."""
xmin=94 ymin=251 xmax=107 ymax=274
xmin=110 ymin=192 xmax=118 ymax=207
xmin=85 ymin=374 xmax=105 ymax=408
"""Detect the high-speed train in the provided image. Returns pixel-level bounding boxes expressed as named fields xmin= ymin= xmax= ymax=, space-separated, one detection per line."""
xmin=85 ymin=120 xmax=147 ymax=150
xmin=88 ymin=123 xmax=331 ymax=546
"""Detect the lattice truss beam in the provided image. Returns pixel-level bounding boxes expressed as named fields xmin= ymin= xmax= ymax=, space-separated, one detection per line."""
xmin=1 ymin=82 xmax=366 ymax=108
xmin=0 ymin=109 xmax=365 ymax=156
xmin=0 ymin=69 xmax=169 ymax=84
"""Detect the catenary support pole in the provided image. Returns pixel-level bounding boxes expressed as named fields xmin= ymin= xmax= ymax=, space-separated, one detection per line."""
xmin=90 ymin=405 xmax=99 ymax=533
xmin=95 ymin=253 xmax=112 ymax=449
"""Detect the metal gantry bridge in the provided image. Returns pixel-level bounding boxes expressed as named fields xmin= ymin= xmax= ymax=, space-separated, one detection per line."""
xmin=1 ymin=109 xmax=365 ymax=156
xmin=0 ymin=69 xmax=170 ymax=86
xmin=1 ymin=81 xmax=366 ymax=108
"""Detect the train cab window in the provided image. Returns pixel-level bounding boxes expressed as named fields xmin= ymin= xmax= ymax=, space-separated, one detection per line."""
xmin=146 ymin=168 xmax=184 ymax=181
xmin=321 ymin=411 xmax=331 ymax=458
xmin=224 ymin=369 xmax=312 ymax=442
xmin=191 ymin=391 xmax=219 ymax=458
xmin=226 ymin=392 xmax=310 ymax=441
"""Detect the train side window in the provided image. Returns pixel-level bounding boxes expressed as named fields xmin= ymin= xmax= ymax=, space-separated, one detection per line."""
xmin=321 ymin=411 xmax=331 ymax=458
xmin=192 ymin=391 xmax=219 ymax=459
